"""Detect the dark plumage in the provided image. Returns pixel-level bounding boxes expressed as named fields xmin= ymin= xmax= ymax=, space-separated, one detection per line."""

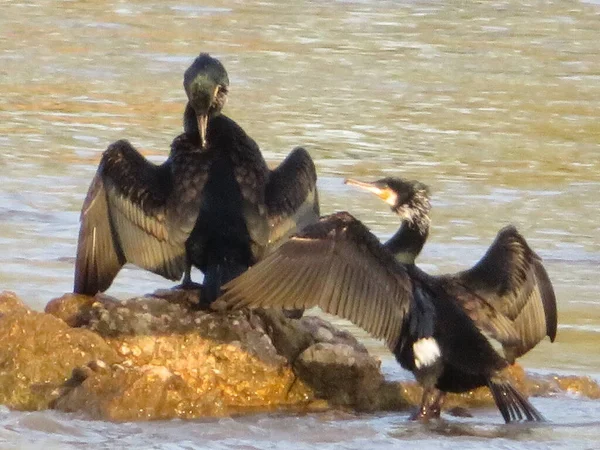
xmin=346 ymin=177 xmax=557 ymax=364
xmin=346 ymin=177 xmax=557 ymax=421
xmin=215 ymin=177 xmax=557 ymax=423
xmin=74 ymin=53 xmax=319 ymax=306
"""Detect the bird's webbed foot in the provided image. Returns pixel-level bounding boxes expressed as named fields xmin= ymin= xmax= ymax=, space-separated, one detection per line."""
xmin=174 ymin=280 xmax=204 ymax=291
xmin=409 ymin=406 xmax=438 ymax=423
xmin=174 ymin=266 xmax=203 ymax=291
xmin=409 ymin=388 xmax=445 ymax=422
xmin=171 ymin=269 xmax=207 ymax=309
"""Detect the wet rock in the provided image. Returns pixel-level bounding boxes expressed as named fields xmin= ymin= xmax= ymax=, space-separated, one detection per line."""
xmin=248 ymin=310 xmax=406 ymax=411
xmin=47 ymin=291 xmax=406 ymax=419
xmin=295 ymin=342 xmax=388 ymax=410
xmin=50 ymin=292 xmax=316 ymax=420
xmin=1 ymin=289 xmax=599 ymax=421
xmin=447 ymin=406 xmax=473 ymax=418
xmin=0 ymin=291 xmax=121 ymax=410
xmin=45 ymin=292 xmax=118 ymax=327
xmin=528 ymin=373 xmax=600 ymax=399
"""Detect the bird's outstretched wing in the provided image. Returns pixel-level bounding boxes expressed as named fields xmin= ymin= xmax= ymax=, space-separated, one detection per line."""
xmin=215 ymin=211 xmax=413 ymax=350
xmin=442 ymin=225 xmax=557 ymax=361
xmin=74 ymin=138 xmax=207 ymax=295
xmin=265 ymin=147 xmax=320 ymax=250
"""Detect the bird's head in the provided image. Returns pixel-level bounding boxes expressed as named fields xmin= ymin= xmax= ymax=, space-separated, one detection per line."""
xmin=183 ymin=53 xmax=229 ymax=148
xmin=344 ymin=177 xmax=431 ymax=225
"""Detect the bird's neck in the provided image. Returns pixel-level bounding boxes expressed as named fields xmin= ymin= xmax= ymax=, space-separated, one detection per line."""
xmin=384 ymin=209 xmax=430 ymax=265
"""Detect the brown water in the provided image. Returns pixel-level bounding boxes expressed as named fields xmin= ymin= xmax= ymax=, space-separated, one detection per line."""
xmin=1 ymin=0 xmax=599 ymax=448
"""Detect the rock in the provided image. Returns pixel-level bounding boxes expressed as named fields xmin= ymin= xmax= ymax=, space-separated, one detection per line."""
xmin=295 ymin=342 xmax=389 ymax=410
xmin=45 ymin=293 xmax=117 ymax=327
xmin=0 ymin=291 xmax=32 ymax=315
xmin=0 ymin=291 xmax=121 ymax=410
xmin=48 ymin=291 xmax=408 ymax=419
xmin=0 ymin=289 xmax=598 ymax=421
xmin=248 ymin=310 xmax=407 ymax=411
xmin=51 ymin=293 xmax=316 ymax=420
xmin=528 ymin=373 xmax=600 ymax=399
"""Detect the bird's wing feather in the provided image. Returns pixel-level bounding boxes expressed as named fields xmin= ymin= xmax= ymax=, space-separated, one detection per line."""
xmin=265 ymin=147 xmax=320 ymax=250
xmin=216 ymin=211 xmax=413 ymax=350
xmin=74 ymin=139 xmax=196 ymax=294
xmin=446 ymin=225 xmax=557 ymax=360
xmin=74 ymin=172 xmax=125 ymax=295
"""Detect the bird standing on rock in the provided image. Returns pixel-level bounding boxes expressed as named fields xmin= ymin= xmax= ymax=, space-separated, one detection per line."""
xmin=345 ymin=177 xmax=557 ymax=420
xmin=74 ymin=53 xmax=319 ymax=307
xmin=215 ymin=176 xmax=556 ymax=423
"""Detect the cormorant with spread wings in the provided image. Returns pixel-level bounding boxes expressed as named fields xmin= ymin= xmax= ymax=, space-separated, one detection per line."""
xmin=216 ymin=177 xmax=556 ymax=423
xmin=73 ymin=53 xmax=319 ymax=306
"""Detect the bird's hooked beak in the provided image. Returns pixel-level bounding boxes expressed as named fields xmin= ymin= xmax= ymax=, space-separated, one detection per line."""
xmin=344 ymin=178 xmax=398 ymax=206
xmin=197 ymin=113 xmax=208 ymax=149
xmin=196 ymin=84 xmax=220 ymax=149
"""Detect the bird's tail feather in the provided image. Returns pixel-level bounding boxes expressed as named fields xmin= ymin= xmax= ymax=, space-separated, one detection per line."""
xmin=488 ymin=379 xmax=544 ymax=423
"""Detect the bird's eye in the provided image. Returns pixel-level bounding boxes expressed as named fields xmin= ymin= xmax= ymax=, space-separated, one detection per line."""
xmin=219 ymin=85 xmax=229 ymax=95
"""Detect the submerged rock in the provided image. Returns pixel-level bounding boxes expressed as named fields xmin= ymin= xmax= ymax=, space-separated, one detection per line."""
xmin=0 ymin=289 xmax=597 ymax=421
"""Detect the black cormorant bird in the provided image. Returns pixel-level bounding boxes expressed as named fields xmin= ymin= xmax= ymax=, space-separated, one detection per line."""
xmin=74 ymin=53 xmax=319 ymax=306
xmin=345 ymin=177 xmax=557 ymax=418
xmin=215 ymin=177 xmax=556 ymax=423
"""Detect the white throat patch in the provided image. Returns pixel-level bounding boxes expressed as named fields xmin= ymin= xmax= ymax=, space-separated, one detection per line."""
xmin=413 ymin=337 xmax=441 ymax=369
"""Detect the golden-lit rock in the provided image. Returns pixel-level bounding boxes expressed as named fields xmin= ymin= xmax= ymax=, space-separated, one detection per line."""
xmin=0 ymin=291 xmax=121 ymax=410
xmin=45 ymin=292 xmax=118 ymax=327
xmin=0 ymin=291 xmax=29 ymax=315
xmin=527 ymin=373 xmax=600 ymax=399
xmin=554 ymin=375 xmax=600 ymax=399
xmin=1 ymin=289 xmax=599 ymax=421
xmin=51 ymin=293 xmax=316 ymax=420
xmin=48 ymin=291 xmax=407 ymax=419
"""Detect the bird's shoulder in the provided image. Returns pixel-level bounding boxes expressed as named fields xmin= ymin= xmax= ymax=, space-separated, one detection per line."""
xmin=98 ymin=139 xmax=172 ymax=214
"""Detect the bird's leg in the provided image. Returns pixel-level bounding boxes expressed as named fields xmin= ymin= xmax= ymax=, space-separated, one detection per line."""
xmin=170 ymin=261 xmax=205 ymax=310
xmin=427 ymin=390 xmax=446 ymax=419
xmin=179 ymin=264 xmax=190 ymax=285
xmin=409 ymin=387 xmax=438 ymax=422
xmin=175 ymin=261 xmax=203 ymax=290
xmin=181 ymin=264 xmax=193 ymax=286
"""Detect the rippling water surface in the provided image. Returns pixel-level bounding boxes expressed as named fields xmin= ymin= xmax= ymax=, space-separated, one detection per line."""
xmin=1 ymin=0 xmax=599 ymax=448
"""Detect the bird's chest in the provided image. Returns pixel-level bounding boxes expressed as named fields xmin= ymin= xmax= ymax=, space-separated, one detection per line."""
xmin=199 ymin=156 xmax=248 ymax=226
xmin=196 ymin=154 xmax=263 ymax=226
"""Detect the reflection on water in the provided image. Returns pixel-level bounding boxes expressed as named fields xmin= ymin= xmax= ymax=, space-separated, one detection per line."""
xmin=0 ymin=0 xmax=599 ymax=448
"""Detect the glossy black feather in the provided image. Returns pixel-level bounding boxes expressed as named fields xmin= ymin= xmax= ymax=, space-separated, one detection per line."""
xmin=74 ymin=54 xmax=319 ymax=302
xmin=74 ymin=138 xmax=196 ymax=294
xmin=216 ymin=177 xmax=551 ymax=423
xmin=216 ymin=212 xmax=539 ymax=422
xmin=361 ymin=177 xmax=557 ymax=363
xmin=266 ymin=146 xmax=320 ymax=249
xmin=488 ymin=379 xmax=544 ymax=423
xmin=218 ymin=212 xmax=414 ymax=348
xmin=436 ymin=225 xmax=557 ymax=362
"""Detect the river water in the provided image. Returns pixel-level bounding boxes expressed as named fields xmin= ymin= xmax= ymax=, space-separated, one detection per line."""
xmin=1 ymin=0 xmax=599 ymax=448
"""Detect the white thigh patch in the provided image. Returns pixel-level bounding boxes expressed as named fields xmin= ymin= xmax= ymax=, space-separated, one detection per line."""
xmin=413 ymin=337 xmax=441 ymax=369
